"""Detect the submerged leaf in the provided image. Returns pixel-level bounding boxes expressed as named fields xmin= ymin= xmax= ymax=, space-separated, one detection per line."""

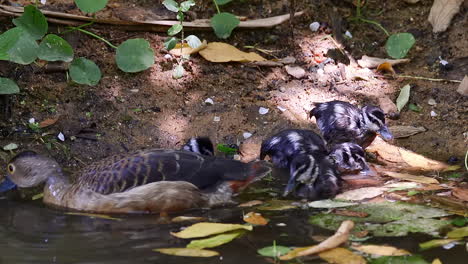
xmin=308 ymin=199 xmax=357 ymax=208
xmin=419 ymin=238 xmax=460 ymax=250
xmin=257 ymin=200 xmax=297 ymax=211
xmin=187 ymin=230 xmax=245 ymax=249
xmin=335 ymin=187 xmax=387 ymax=201
xmin=171 ymin=222 xmax=253 ymax=239
xmin=257 ymin=245 xmax=291 ymax=257
xmin=319 ymin=248 xmax=366 ymax=264
xmin=352 ymin=245 xmax=410 ymax=256
xmin=447 ymin=226 xmax=468 ymax=238
xmin=370 ymin=255 xmax=429 ymax=264
xmin=154 ymin=248 xmax=219 ymax=257
xmin=396 ymin=84 xmax=411 ymax=112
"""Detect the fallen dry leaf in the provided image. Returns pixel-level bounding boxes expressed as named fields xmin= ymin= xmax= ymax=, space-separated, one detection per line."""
xmin=39 ymin=116 xmax=60 ymax=128
xmin=279 ymin=220 xmax=354 ymax=260
xmin=199 ymin=42 xmax=266 ymax=63
xmin=377 ymin=62 xmax=396 ymax=75
xmin=378 ymin=97 xmax=399 ymax=117
xmin=243 ymin=212 xmax=269 ymax=226
xmin=457 ymin=75 xmax=468 ymax=96
xmin=153 ymin=248 xmax=219 ymax=257
xmin=383 ymin=171 xmax=439 ymax=184
xmin=238 ymin=200 xmax=264 ymax=207
xmin=171 ymin=216 xmax=207 ymax=223
xmin=428 ymin=0 xmax=464 ymax=33
xmin=432 ymin=258 xmax=443 ymax=264
xmin=333 ymin=209 xmax=369 ymax=218
xmin=336 ymin=187 xmax=387 ymax=201
xmin=389 ymin=126 xmax=426 ymax=138
xmin=171 ymin=222 xmax=253 ymax=239
xmin=417 ymin=184 xmax=447 ymax=191
xmin=319 ymin=248 xmax=366 ymax=264
xmin=452 ymin=188 xmax=468 ymax=202
xmin=357 ymin=55 xmax=410 ymax=68
xmin=169 ymin=40 xmax=208 ymax=56
xmin=352 ymin=244 xmax=410 ymax=256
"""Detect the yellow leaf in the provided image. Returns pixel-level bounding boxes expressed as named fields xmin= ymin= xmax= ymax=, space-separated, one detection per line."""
xmin=153 ymin=248 xmax=219 ymax=257
xmin=171 ymin=222 xmax=253 ymax=239
xmin=186 ymin=230 xmax=245 ymax=249
xmin=65 ymin=212 xmax=122 ymax=221
xmin=352 ymin=244 xmax=410 ymax=256
xmin=399 ymin=148 xmax=448 ymax=171
xmin=169 ymin=40 xmax=208 ymax=56
xmin=243 ymin=212 xmax=269 ymax=226
xmin=171 ymin=216 xmax=207 ymax=223
xmin=199 ymin=42 xmax=266 ymax=63
xmin=238 ymin=200 xmax=264 ymax=207
xmin=319 ymin=248 xmax=367 ymax=264
xmin=432 ymin=258 xmax=443 ymax=264
xmin=383 ymin=171 xmax=439 ymax=184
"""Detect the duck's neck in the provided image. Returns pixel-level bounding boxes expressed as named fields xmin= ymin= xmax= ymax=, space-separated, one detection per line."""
xmin=43 ymin=167 xmax=72 ymax=207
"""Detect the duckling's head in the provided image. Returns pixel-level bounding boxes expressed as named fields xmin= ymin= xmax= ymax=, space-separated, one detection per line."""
xmin=284 ymin=154 xmax=320 ymax=197
xmin=361 ymin=106 xmax=393 ymax=140
xmin=330 ymin=143 xmax=369 ymax=173
xmin=7 ymin=151 xmax=61 ymax=188
xmin=182 ymin=137 xmax=214 ymax=156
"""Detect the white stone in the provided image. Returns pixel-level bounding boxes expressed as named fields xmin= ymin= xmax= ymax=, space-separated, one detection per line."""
xmin=430 ymin=110 xmax=438 ymax=117
xmin=439 ymin=56 xmax=449 ymax=66
xmin=213 ymin=116 xmax=220 ymax=122
xmin=259 ymin=107 xmax=269 ymax=115
xmin=57 ymin=132 xmax=65 ymax=142
xmin=164 ymin=54 xmax=172 ymax=59
xmin=243 ymin=132 xmax=253 ymax=139
xmin=345 ymin=30 xmax=353 ymax=39
xmin=29 ymin=118 xmax=35 ymax=124
xmin=277 ymin=106 xmax=286 ymax=112
xmin=204 ymin=98 xmax=214 ymax=105
xmin=309 ymin=22 xmax=320 ymax=32
xmin=428 ymin=98 xmax=437 ymax=105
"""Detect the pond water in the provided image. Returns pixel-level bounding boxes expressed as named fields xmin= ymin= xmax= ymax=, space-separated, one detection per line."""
xmin=0 ymin=196 xmax=466 ymax=264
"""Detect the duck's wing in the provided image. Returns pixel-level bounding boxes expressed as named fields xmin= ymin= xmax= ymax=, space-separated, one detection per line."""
xmin=76 ymin=149 xmax=271 ymax=195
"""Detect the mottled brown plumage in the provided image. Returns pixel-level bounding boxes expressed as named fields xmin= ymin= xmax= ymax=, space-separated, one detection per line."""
xmin=6 ymin=150 xmax=271 ymax=214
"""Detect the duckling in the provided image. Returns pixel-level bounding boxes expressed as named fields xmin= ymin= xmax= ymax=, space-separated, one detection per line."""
xmin=260 ymin=129 xmax=328 ymax=169
xmin=329 ymin=142 xmax=370 ymax=174
xmin=182 ymin=137 xmax=214 ymax=156
xmin=310 ymin=100 xmax=393 ymax=148
xmin=6 ymin=150 xmax=271 ymax=213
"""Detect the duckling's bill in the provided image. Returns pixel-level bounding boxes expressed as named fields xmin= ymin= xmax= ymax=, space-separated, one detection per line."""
xmin=0 ymin=177 xmax=16 ymax=192
xmin=378 ymin=125 xmax=393 ymax=140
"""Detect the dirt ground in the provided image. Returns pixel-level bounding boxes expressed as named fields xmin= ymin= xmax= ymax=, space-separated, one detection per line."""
xmin=0 ymin=0 xmax=467 ymax=173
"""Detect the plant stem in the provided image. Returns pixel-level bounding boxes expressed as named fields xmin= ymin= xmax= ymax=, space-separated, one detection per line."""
xmin=62 ymin=20 xmax=95 ymax=35
xmin=356 ymin=0 xmax=362 ymax=18
xmin=360 ymin=18 xmax=390 ymax=36
xmin=69 ymin=27 xmax=117 ymax=49
xmin=212 ymin=0 xmax=221 ymax=14
xmin=180 ymin=15 xmax=184 ymax=62
xmin=398 ymin=75 xmax=462 ymax=83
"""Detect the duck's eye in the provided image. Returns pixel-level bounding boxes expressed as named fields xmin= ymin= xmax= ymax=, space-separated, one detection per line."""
xmin=7 ymin=164 xmax=15 ymax=173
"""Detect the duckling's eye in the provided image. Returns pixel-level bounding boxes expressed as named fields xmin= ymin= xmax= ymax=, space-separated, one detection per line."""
xmin=7 ymin=164 xmax=15 ymax=173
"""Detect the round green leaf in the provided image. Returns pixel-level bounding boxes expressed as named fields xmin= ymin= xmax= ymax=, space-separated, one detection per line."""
xmin=74 ymin=0 xmax=108 ymax=13
xmin=168 ymin=24 xmax=183 ymax=36
xmin=180 ymin=0 xmax=195 ymax=12
xmin=38 ymin=34 xmax=74 ymax=62
xmin=164 ymin=37 xmax=178 ymax=50
xmin=215 ymin=0 xmax=233 ymax=5
xmin=185 ymin=35 xmax=201 ymax=49
xmin=115 ymin=38 xmax=155 ymax=73
xmin=211 ymin=12 xmax=240 ymax=39
xmin=172 ymin=64 xmax=185 ymax=79
xmin=257 ymin=245 xmax=291 ymax=257
xmin=386 ymin=33 xmax=416 ymax=59
xmin=69 ymin=57 xmax=101 ymax=86
xmin=0 ymin=27 xmax=38 ymax=64
xmin=0 ymin=77 xmax=20 ymax=94
xmin=162 ymin=0 xmax=179 ymax=12
xmin=12 ymin=5 xmax=48 ymax=40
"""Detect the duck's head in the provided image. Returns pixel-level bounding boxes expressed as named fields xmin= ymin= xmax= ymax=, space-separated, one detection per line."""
xmin=6 ymin=151 xmax=61 ymax=188
xmin=182 ymin=137 xmax=214 ymax=156
xmin=283 ymin=153 xmax=320 ymax=198
xmin=330 ymin=143 xmax=369 ymax=173
xmin=361 ymin=105 xmax=393 ymax=140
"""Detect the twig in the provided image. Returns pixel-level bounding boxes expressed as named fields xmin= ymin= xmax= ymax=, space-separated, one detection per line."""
xmin=398 ymin=75 xmax=462 ymax=83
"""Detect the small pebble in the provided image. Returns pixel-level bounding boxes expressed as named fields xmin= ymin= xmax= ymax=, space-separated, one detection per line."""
xmin=428 ymin=98 xmax=437 ymax=105
xmin=130 ymin=89 xmax=139 ymax=93
xmin=309 ymin=22 xmax=320 ymax=32
xmin=443 ymin=242 xmax=457 ymax=250
xmin=233 ymin=154 xmax=241 ymax=160
xmin=259 ymin=107 xmax=269 ymax=115
xmin=243 ymin=132 xmax=252 ymax=139
xmin=430 ymin=110 xmax=438 ymax=117
xmin=276 ymin=223 xmax=287 ymax=227
xmin=204 ymin=98 xmax=214 ymax=105
xmin=277 ymin=106 xmax=286 ymax=112
xmin=344 ymin=30 xmax=353 ymax=39
xmin=164 ymin=54 xmax=172 ymax=59
xmin=438 ymin=56 xmax=449 ymax=66
xmin=57 ymin=132 xmax=65 ymax=142
xmin=213 ymin=116 xmax=220 ymax=122
xmin=29 ymin=118 xmax=35 ymax=124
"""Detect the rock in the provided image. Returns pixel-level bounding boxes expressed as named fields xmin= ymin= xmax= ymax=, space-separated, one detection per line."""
xmin=428 ymin=98 xmax=437 ymax=106
xmin=389 ymin=126 xmax=426 ymax=139
xmin=204 ymin=98 xmax=214 ymax=105
xmin=309 ymin=22 xmax=320 ymax=32
xmin=430 ymin=110 xmax=438 ymax=117
xmin=428 ymin=0 xmax=463 ymax=33
xmin=239 ymin=136 xmax=262 ymax=162
xmin=378 ymin=97 xmax=399 ymax=119
xmin=456 ymin=75 xmax=468 ymax=96
xmin=285 ymin=65 xmax=306 ymax=79
xmin=258 ymin=107 xmax=269 ymax=115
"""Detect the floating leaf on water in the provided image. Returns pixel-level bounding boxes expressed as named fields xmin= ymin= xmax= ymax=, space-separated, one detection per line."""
xmin=257 ymin=200 xmax=297 ymax=211
xmin=171 ymin=222 xmax=253 ymax=239
xmin=319 ymin=247 xmax=366 ymax=264
xmin=396 ymin=84 xmax=411 ymax=112
xmin=383 ymin=171 xmax=439 ymax=184
xmin=447 ymin=226 xmax=468 ymax=238
xmin=3 ymin=143 xmax=18 ymax=151
xmin=238 ymin=200 xmax=264 ymax=207
xmin=171 ymin=216 xmax=207 ymax=223
xmin=370 ymin=255 xmax=430 ymax=264
xmin=308 ymin=199 xmax=357 ymax=208
xmin=333 ymin=210 xmax=368 ymax=218
xmin=257 ymin=245 xmax=291 ymax=257
xmin=65 ymin=212 xmax=122 ymax=221
xmin=419 ymin=238 xmax=460 ymax=250
xmin=187 ymin=230 xmax=245 ymax=249
xmin=243 ymin=212 xmax=269 ymax=226
xmin=154 ymin=248 xmax=219 ymax=257
xmin=335 ymin=187 xmax=388 ymax=201
xmin=352 ymin=245 xmax=410 ymax=256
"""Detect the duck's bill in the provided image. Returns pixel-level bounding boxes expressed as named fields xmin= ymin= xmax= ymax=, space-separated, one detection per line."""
xmin=0 ymin=177 xmax=16 ymax=193
xmin=283 ymin=177 xmax=297 ymax=197
xmin=378 ymin=126 xmax=393 ymax=140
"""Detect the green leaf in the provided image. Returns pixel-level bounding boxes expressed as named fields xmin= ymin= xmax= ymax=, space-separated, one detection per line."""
xmin=171 ymin=222 xmax=252 ymax=239
xmin=447 ymin=226 xmax=468 ymax=238
xmin=0 ymin=27 xmax=38 ymax=64
xmin=370 ymin=255 xmax=429 ymax=264
xmin=451 ymin=217 xmax=468 ymax=226
xmin=408 ymin=103 xmax=421 ymax=112
xmin=164 ymin=37 xmax=178 ymax=50
xmin=162 ymin=0 xmax=179 ymax=12
xmin=172 ymin=64 xmax=185 ymax=79
xmin=185 ymin=35 xmax=202 ymax=49
xmin=257 ymin=245 xmax=291 ymax=257
xmin=115 ymin=38 xmax=154 ymax=73
xmin=211 ymin=12 xmax=240 ymax=39
xmin=396 ymin=84 xmax=410 ymax=112
xmin=69 ymin=57 xmax=101 ymax=86
xmin=180 ymin=0 xmax=195 ymax=12
xmin=187 ymin=230 xmax=245 ymax=249
xmin=216 ymin=144 xmax=237 ymax=155
xmin=74 ymin=0 xmax=108 ymax=13
xmin=12 ymin=5 xmax=48 ymax=40
xmin=0 ymin=77 xmax=20 ymax=94
xmin=38 ymin=34 xmax=74 ymax=62
xmin=215 ymin=0 xmax=233 ymax=5
xmin=154 ymin=248 xmax=219 ymax=257
xmin=3 ymin=143 xmax=18 ymax=151
xmin=168 ymin=24 xmax=183 ymax=36
xmin=385 ymin=33 xmax=415 ymax=59
xmin=419 ymin=238 xmax=460 ymax=250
